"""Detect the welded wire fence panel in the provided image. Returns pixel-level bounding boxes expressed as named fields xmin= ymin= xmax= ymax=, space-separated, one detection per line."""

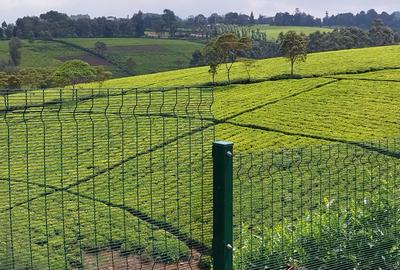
xmin=0 ymin=87 xmax=214 ymax=270
xmin=233 ymin=140 xmax=400 ymax=269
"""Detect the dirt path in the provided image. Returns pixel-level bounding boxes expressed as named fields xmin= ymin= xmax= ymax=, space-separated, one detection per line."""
xmin=82 ymin=249 xmax=204 ymax=270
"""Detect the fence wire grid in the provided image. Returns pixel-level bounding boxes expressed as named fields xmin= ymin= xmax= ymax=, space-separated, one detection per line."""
xmin=1 ymin=87 xmax=400 ymax=270
xmin=0 ymin=87 xmax=215 ymax=270
xmin=233 ymin=140 xmax=400 ymax=270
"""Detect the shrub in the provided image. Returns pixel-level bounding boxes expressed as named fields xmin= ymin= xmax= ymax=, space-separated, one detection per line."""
xmin=236 ymin=201 xmax=400 ymax=269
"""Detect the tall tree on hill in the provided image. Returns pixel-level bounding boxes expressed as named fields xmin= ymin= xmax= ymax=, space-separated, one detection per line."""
xmin=52 ymin=60 xmax=96 ymax=89
xmin=369 ymin=19 xmax=395 ymax=46
xmin=9 ymin=37 xmax=22 ymax=66
xmin=278 ymin=31 xmax=308 ymax=75
xmin=94 ymin=66 xmax=112 ymax=87
xmin=214 ymin=34 xmax=252 ymax=83
xmin=194 ymin=14 xmax=207 ymax=37
xmin=94 ymin=41 xmax=107 ymax=55
xmin=241 ymin=58 xmax=257 ymax=81
xmin=250 ymin=12 xmax=255 ymax=25
xmin=162 ymin=9 xmax=177 ymax=37
xmin=126 ymin=57 xmax=136 ymax=72
xmin=133 ymin=11 xmax=145 ymax=37
xmin=190 ymin=50 xmax=204 ymax=66
xmin=3 ymin=23 xmax=14 ymax=39
xmin=203 ymin=42 xmax=222 ymax=85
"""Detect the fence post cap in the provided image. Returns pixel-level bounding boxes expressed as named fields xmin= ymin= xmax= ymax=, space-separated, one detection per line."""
xmin=213 ymin=141 xmax=233 ymax=146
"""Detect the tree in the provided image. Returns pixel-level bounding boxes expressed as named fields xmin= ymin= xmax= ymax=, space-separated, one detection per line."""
xmin=6 ymin=75 xmax=21 ymax=89
xmin=203 ymin=41 xmax=224 ymax=85
xmin=52 ymin=60 xmax=96 ymax=88
xmin=395 ymin=32 xmax=400 ymax=43
xmin=369 ymin=19 xmax=395 ymax=46
xmin=250 ymin=12 xmax=255 ymax=25
xmin=94 ymin=41 xmax=107 ymax=55
xmin=125 ymin=57 xmax=136 ymax=72
xmin=189 ymin=50 xmax=203 ymax=66
xmin=0 ymin=73 xmax=7 ymax=89
xmin=162 ymin=9 xmax=177 ymax=37
xmin=9 ymin=37 xmax=22 ymax=66
xmin=28 ymin=31 xmax=35 ymax=43
xmin=19 ymin=68 xmax=53 ymax=89
xmin=278 ymin=31 xmax=308 ymax=75
xmin=241 ymin=58 xmax=257 ymax=80
xmin=214 ymin=34 xmax=252 ymax=83
xmin=94 ymin=66 xmax=112 ymax=87
xmin=208 ymin=13 xmax=223 ymax=25
xmin=194 ymin=14 xmax=207 ymax=37
xmin=133 ymin=11 xmax=145 ymax=37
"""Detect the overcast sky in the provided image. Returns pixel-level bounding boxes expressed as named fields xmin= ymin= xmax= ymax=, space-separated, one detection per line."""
xmin=1 ymin=0 xmax=399 ymax=23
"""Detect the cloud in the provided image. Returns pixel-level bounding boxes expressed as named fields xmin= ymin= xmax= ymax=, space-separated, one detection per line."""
xmin=2 ymin=0 xmax=68 ymax=10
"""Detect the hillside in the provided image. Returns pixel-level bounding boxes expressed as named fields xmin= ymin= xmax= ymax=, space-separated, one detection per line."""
xmin=3 ymin=44 xmax=399 ymax=152
xmin=0 ymin=38 xmax=203 ymax=77
xmin=1 ymin=44 xmax=400 ymax=269
xmin=79 ymin=45 xmax=400 ymax=151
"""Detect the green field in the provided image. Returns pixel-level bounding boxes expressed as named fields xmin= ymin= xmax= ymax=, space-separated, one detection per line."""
xmin=1 ymin=45 xmax=400 ymax=269
xmin=250 ymin=24 xmax=333 ymax=40
xmin=0 ymin=38 xmax=203 ymax=77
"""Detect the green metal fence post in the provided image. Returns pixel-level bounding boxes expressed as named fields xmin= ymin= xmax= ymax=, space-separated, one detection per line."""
xmin=212 ymin=141 xmax=233 ymax=270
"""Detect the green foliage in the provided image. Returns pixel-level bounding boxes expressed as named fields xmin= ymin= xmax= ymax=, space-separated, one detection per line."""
xmin=0 ymin=68 xmax=53 ymax=89
xmin=213 ymin=24 xmax=332 ymax=41
xmin=237 ymin=202 xmax=400 ymax=269
xmin=308 ymin=27 xmax=371 ymax=52
xmin=125 ymin=57 xmax=136 ymax=72
xmin=204 ymin=34 xmax=252 ymax=83
xmin=203 ymin=40 xmax=224 ymax=84
xmin=240 ymin=58 xmax=257 ymax=80
xmin=94 ymin=66 xmax=112 ymax=87
xmin=190 ymin=49 xmax=204 ymax=67
xmin=52 ymin=60 xmax=96 ymax=87
xmin=162 ymin=9 xmax=177 ymax=37
xmin=198 ymin=256 xmax=212 ymax=269
xmin=94 ymin=41 xmax=107 ymax=55
xmin=5 ymin=74 xmax=21 ymax=89
xmin=278 ymin=31 xmax=309 ymax=75
xmin=133 ymin=11 xmax=145 ymax=37
xmin=9 ymin=37 xmax=22 ymax=66
xmin=369 ymin=19 xmax=396 ymax=46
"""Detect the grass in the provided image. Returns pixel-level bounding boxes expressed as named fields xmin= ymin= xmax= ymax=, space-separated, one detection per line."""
xmin=0 ymin=40 xmax=83 ymax=67
xmin=60 ymin=38 xmax=203 ymax=75
xmin=0 ymin=38 xmax=203 ymax=77
xmin=0 ymin=44 xmax=400 ymax=269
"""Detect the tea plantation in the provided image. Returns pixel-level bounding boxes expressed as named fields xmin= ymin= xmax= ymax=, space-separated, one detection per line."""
xmin=1 ymin=45 xmax=400 ymax=269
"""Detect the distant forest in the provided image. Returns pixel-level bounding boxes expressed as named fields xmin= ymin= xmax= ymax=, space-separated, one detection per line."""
xmin=1 ymin=9 xmax=400 ymax=39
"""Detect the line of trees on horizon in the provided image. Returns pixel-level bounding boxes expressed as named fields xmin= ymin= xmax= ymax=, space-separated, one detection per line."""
xmin=191 ymin=19 xmax=400 ymax=69
xmin=1 ymin=8 xmax=400 ymax=40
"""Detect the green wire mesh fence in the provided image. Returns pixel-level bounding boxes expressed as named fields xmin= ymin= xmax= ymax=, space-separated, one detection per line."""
xmin=0 ymin=87 xmax=215 ymax=270
xmin=2 ymin=86 xmax=400 ymax=270
xmin=233 ymin=140 xmax=400 ymax=269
